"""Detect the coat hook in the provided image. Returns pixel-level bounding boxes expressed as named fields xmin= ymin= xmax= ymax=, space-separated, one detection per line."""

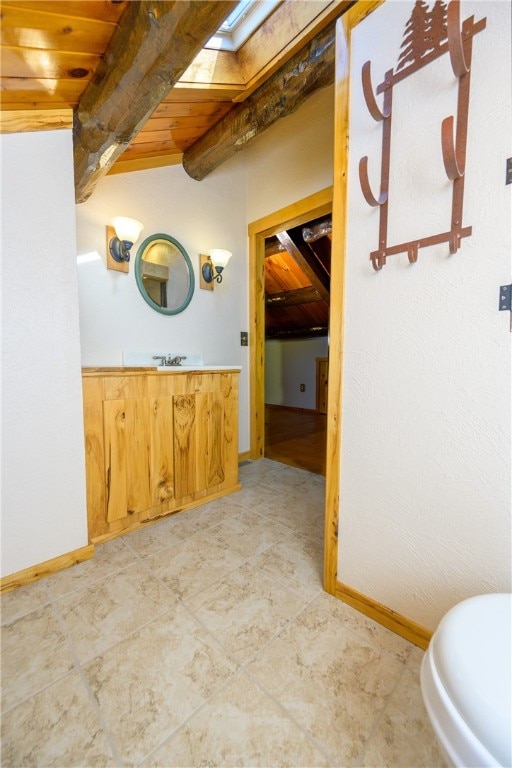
xmin=447 ymin=0 xmax=470 ymax=78
xmin=407 ymin=245 xmax=419 ymax=264
xmin=359 ymin=156 xmax=388 ymax=207
xmin=362 ymin=61 xmax=391 ymax=121
xmin=441 ymin=115 xmax=465 ymax=180
xmin=371 ymin=252 xmax=386 ymax=271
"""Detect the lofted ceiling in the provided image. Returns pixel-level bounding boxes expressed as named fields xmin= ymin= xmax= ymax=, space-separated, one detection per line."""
xmin=0 ymin=0 xmax=350 ymax=201
xmin=265 ymin=215 xmax=331 ymax=340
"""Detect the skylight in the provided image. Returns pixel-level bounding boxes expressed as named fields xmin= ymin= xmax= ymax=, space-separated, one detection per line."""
xmin=207 ymin=0 xmax=281 ymax=52
xmin=219 ymin=0 xmax=254 ymax=32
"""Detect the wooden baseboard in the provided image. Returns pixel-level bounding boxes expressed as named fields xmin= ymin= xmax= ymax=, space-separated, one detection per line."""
xmin=238 ymin=451 xmax=251 ymax=462
xmin=1 ymin=544 xmax=95 ymax=594
xmin=335 ymin=581 xmax=432 ymax=650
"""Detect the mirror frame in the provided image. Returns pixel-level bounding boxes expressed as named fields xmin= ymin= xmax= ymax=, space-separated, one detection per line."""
xmin=134 ymin=233 xmax=195 ymax=315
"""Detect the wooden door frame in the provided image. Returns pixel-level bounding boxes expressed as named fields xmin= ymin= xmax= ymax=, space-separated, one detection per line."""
xmin=247 ymin=186 xmax=333 ymax=458
xmin=322 ymin=3 xmax=383 ymax=596
xmin=315 ymin=357 xmax=329 ymax=413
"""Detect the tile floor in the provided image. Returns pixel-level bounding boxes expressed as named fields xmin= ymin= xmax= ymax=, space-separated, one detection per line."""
xmin=1 ymin=459 xmax=446 ymax=767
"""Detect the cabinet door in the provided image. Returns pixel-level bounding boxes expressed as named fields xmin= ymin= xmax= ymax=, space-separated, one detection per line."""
xmin=173 ymin=392 xmax=225 ymax=499
xmin=103 ymin=398 xmax=151 ymax=522
xmin=149 ymin=396 xmax=175 ymax=505
xmin=196 ymin=390 xmax=225 ymax=489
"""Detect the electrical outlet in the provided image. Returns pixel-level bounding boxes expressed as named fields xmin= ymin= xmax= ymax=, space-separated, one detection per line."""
xmin=240 ymin=331 xmax=248 ymax=347
xmin=300 ymin=383 xmax=305 ymax=392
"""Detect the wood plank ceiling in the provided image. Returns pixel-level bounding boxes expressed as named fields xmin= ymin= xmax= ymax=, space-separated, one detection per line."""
xmin=0 ymin=0 xmax=349 ymax=183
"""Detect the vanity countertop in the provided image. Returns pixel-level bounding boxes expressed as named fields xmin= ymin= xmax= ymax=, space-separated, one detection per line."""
xmin=82 ymin=366 xmax=241 ymax=376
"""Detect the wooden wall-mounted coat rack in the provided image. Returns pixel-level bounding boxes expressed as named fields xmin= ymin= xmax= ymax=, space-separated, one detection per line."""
xmin=359 ymin=0 xmax=486 ymax=271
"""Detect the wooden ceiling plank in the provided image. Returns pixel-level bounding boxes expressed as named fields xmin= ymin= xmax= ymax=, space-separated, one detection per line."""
xmin=178 ymin=48 xmax=245 ymax=87
xmin=165 ymin=84 xmax=245 ymax=101
xmin=1 ymin=47 xmax=99 ymax=80
xmin=182 ymin=20 xmax=336 ymax=181
xmin=119 ymin=143 xmax=195 ymax=160
xmin=151 ymin=101 xmax=233 ymax=119
xmin=0 ymin=76 xmax=85 ymax=106
xmin=276 ymin=232 xmax=330 ymax=303
xmin=0 ymin=108 xmax=73 ymax=134
xmin=264 ymin=252 xmax=312 ymax=293
xmin=130 ymin=127 xmax=209 ymax=145
xmin=0 ymin=2 xmax=126 ymax=25
xmin=73 ymin=0 xmax=238 ymax=203
xmin=0 ymin=6 xmax=118 ymax=55
xmin=108 ymin=153 xmax=183 ymax=176
xmin=140 ymin=114 xmax=231 ymax=133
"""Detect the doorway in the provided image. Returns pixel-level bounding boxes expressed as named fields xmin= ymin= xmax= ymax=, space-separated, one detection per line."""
xmin=247 ymin=187 xmax=333 ymax=462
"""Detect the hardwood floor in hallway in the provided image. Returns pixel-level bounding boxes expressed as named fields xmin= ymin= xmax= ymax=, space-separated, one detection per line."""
xmin=264 ymin=405 xmax=327 ymax=476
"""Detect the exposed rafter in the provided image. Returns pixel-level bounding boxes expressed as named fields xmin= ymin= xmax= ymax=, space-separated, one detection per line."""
xmin=277 ymin=232 xmax=330 ymax=303
xmin=182 ymin=20 xmax=336 ymax=181
xmin=265 ymin=286 xmax=322 ymax=308
xmin=266 ymin=325 xmax=329 ymax=340
xmin=73 ymin=1 xmax=237 ymax=203
xmin=264 ymin=239 xmax=286 ymax=257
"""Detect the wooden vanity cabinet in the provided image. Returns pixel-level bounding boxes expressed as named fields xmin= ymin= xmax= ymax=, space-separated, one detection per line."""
xmin=82 ymin=369 xmax=240 ymax=542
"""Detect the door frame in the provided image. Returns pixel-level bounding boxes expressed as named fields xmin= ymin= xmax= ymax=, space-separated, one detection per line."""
xmin=247 ymin=186 xmax=333 ymax=459
xmin=315 ymin=357 xmax=329 ymax=414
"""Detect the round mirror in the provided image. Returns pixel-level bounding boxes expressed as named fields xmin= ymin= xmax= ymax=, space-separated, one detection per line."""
xmin=135 ymin=233 xmax=194 ymax=315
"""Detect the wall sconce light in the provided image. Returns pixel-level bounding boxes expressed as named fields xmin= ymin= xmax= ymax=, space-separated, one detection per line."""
xmin=200 ymin=249 xmax=232 ymax=290
xmin=106 ymin=217 xmax=143 ymax=273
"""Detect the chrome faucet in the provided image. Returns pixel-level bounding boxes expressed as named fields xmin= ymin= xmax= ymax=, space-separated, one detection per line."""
xmin=152 ymin=354 xmax=187 ymax=367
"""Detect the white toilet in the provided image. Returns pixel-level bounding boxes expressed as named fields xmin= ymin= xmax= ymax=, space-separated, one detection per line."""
xmin=421 ymin=593 xmax=511 ymax=768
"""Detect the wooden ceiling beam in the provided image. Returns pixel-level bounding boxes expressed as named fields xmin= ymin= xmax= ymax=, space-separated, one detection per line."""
xmin=265 ymin=286 xmax=321 ymax=308
xmin=182 ymin=20 xmax=336 ymax=181
xmin=266 ymin=325 xmax=329 ymax=340
xmin=264 ymin=239 xmax=286 ymax=258
xmin=276 ymin=232 xmax=330 ymax=303
xmin=288 ymin=224 xmax=331 ymax=284
xmin=73 ymin=0 xmax=237 ymax=203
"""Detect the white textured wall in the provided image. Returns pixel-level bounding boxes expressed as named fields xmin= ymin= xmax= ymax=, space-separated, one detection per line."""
xmin=75 ymin=161 xmax=250 ymax=451
xmin=246 ymin=85 xmax=334 ymax=221
xmin=338 ymin=0 xmax=512 ymax=629
xmin=265 ymin=338 xmax=329 ymax=409
xmin=1 ymin=129 xmax=88 ymax=577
